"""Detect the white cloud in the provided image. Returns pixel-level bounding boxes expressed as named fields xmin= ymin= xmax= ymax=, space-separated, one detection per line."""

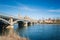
xmin=0 ymin=4 xmax=18 ymax=9
xmin=48 ymin=9 xmax=60 ymax=12
xmin=19 ymin=6 xmax=37 ymax=11
xmin=0 ymin=1 xmax=39 ymax=12
xmin=15 ymin=2 xmax=38 ymax=11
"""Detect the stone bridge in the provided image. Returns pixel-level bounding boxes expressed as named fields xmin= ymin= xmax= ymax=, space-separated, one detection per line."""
xmin=0 ymin=15 xmax=36 ymax=29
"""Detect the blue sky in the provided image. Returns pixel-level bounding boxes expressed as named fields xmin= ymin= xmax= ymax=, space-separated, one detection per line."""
xmin=0 ymin=0 xmax=60 ymax=19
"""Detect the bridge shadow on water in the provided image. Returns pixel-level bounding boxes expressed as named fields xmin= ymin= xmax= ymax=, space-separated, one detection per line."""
xmin=18 ymin=21 xmax=32 ymax=28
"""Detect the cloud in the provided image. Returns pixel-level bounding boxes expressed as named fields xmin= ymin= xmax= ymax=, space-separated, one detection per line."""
xmin=15 ymin=2 xmax=38 ymax=11
xmin=0 ymin=1 xmax=38 ymax=12
xmin=19 ymin=6 xmax=37 ymax=11
xmin=0 ymin=4 xmax=19 ymax=9
xmin=48 ymin=9 xmax=60 ymax=12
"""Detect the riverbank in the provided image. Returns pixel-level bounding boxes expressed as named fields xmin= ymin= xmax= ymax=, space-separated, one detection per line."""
xmin=0 ymin=29 xmax=28 ymax=40
xmin=38 ymin=22 xmax=60 ymax=24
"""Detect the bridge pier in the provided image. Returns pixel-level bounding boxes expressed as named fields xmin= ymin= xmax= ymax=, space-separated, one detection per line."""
xmin=24 ymin=22 xmax=28 ymax=27
xmin=18 ymin=21 xmax=33 ymax=28
xmin=7 ymin=16 xmax=14 ymax=29
xmin=18 ymin=21 xmax=30 ymax=28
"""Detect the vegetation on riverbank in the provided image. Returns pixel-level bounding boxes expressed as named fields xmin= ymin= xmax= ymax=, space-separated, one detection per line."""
xmin=0 ymin=29 xmax=29 ymax=40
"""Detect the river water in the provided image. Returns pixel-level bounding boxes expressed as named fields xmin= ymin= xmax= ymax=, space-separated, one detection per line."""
xmin=14 ymin=24 xmax=60 ymax=40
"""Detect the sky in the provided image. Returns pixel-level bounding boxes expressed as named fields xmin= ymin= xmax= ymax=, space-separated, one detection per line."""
xmin=0 ymin=0 xmax=60 ymax=19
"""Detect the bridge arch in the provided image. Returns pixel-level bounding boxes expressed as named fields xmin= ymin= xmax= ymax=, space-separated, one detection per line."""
xmin=0 ymin=18 xmax=10 ymax=29
xmin=0 ymin=18 xmax=10 ymax=24
xmin=28 ymin=22 xmax=32 ymax=26
xmin=18 ymin=21 xmax=24 ymax=28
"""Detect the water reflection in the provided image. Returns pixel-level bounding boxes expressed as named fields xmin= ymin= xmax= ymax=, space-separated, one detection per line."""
xmin=14 ymin=24 xmax=60 ymax=40
xmin=0 ymin=24 xmax=60 ymax=40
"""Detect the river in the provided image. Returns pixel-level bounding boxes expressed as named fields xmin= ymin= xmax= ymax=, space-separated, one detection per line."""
xmin=14 ymin=24 xmax=60 ymax=40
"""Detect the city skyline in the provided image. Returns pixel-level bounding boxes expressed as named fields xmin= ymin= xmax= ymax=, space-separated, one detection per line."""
xmin=0 ymin=0 xmax=60 ymax=19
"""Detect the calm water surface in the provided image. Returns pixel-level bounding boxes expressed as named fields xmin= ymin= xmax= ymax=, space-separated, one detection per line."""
xmin=14 ymin=24 xmax=60 ymax=40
